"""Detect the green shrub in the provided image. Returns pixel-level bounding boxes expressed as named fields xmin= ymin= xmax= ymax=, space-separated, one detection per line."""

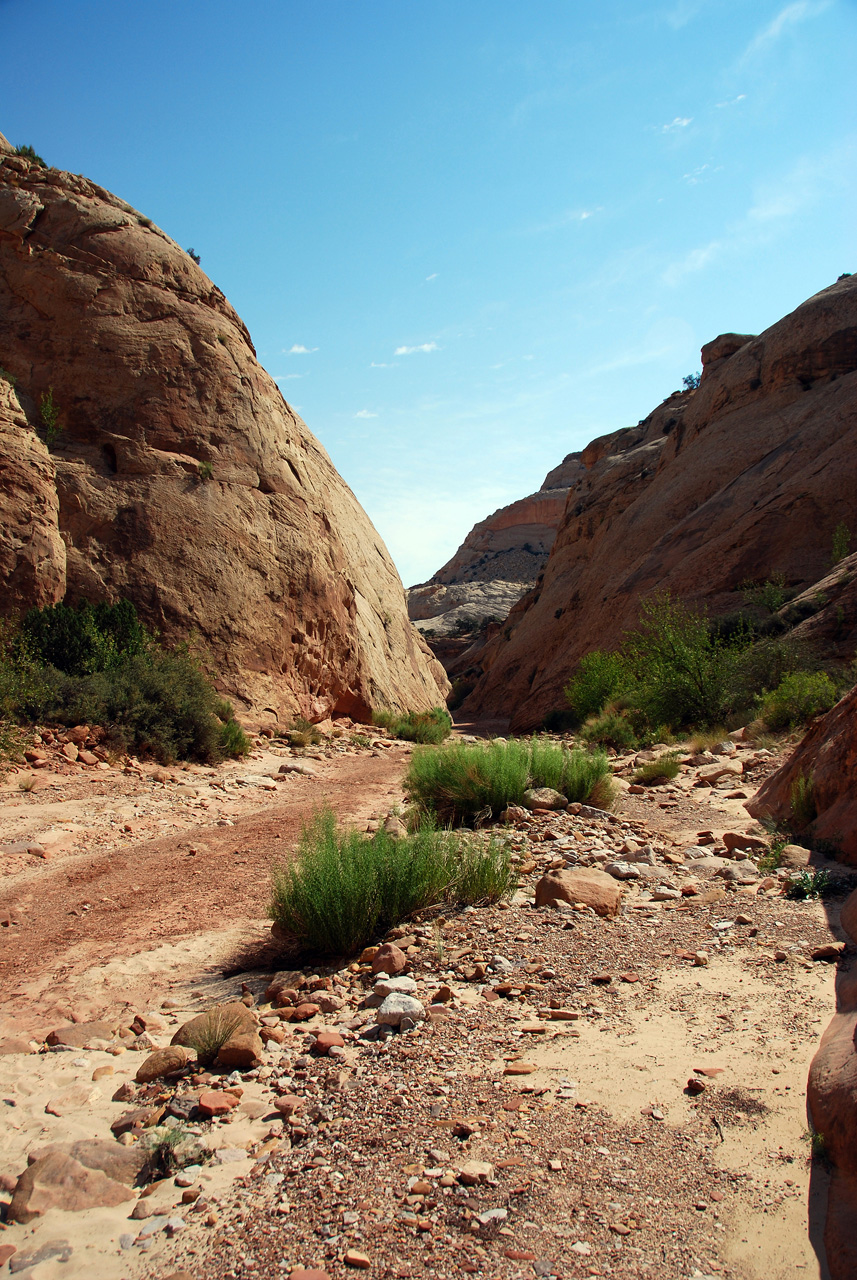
xmin=790 ymin=772 xmax=817 ymax=828
xmin=759 ymin=671 xmax=837 ymax=729
xmin=0 ymin=366 xmax=17 ymax=387
xmin=0 ymin=603 xmax=246 ymax=764
xmin=14 ymin=144 xmax=46 ymax=166
xmin=564 ymin=650 xmax=629 ymax=723
xmin=269 ymin=810 xmax=512 ymax=956
xmin=198 ymin=460 xmax=214 ymax=481
xmin=404 ymin=737 xmax=611 ymax=826
xmin=632 ymin=752 xmax=681 ymax=785
xmin=831 ymin=521 xmax=851 ymax=566
xmin=39 ymin=387 xmax=62 ymax=449
xmin=219 ymin=716 xmax=251 ymax=758
xmin=785 ymin=868 xmax=831 ymax=901
xmin=742 ymin=574 xmax=788 ymax=614
xmin=372 ymin=706 xmax=452 ymax=744
xmin=579 ymin=709 xmax=640 ymax=751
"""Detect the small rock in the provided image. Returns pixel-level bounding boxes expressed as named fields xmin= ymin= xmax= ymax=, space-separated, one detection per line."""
xmin=376 ymin=994 xmax=425 ymax=1028
xmin=522 ymin=787 xmax=567 ymax=811
xmin=811 ymin=943 xmax=845 ymax=962
xmin=197 ymin=1090 xmax=241 ymax=1117
xmin=344 ymin=1249 xmax=371 ymax=1269
xmin=371 ymin=943 xmax=407 ymax=975
xmin=457 ymin=1159 xmax=494 ymax=1185
xmin=135 ymin=1046 xmax=195 ymax=1083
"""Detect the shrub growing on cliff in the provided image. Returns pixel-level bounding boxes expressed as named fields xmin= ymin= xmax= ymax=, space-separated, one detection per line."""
xmin=404 ymin=737 xmax=611 ymax=826
xmin=759 ymin=671 xmax=837 ymax=730
xmin=372 ymin=706 xmax=452 ymax=744
xmin=14 ymin=144 xmax=46 ymax=166
xmin=269 ymin=809 xmax=512 ymax=956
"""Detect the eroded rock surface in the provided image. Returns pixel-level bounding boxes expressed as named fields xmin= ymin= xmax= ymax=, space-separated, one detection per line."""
xmin=747 ymin=684 xmax=857 ymax=863
xmin=459 ymin=276 xmax=857 ymax=728
xmin=0 ymin=146 xmax=446 ymax=722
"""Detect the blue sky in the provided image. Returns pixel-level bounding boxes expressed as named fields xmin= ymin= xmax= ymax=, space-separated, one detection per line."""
xmin=2 ymin=0 xmax=855 ymax=586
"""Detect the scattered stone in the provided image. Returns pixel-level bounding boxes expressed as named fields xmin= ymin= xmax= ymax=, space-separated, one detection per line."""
xmin=344 ymin=1249 xmax=371 ymax=1269
xmin=9 ymin=1152 xmax=135 ymax=1223
xmin=534 ymin=868 xmax=624 ymax=918
xmin=198 ymin=1090 xmax=241 ymax=1117
xmin=45 ymin=1020 xmax=115 ymax=1048
xmin=376 ymin=994 xmax=425 ymax=1027
xmin=457 ymin=1160 xmax=494 ymax=1185
xmin=811 ymin=942 xmax=846 ymax=962
xmin=313 ymin=1029 xmax=345 ymax=1054
xmin=371 ymin=942 xmax=408 ymax=975
xmin=504 ymin=1061 xmax=536 ymax=1076
xmin=686 ymin=1078 xmax=706 ymax=1096
xmin=522 ymin=787 xmax=567 ymax=811
xmin=9 ymin=1239 xmax=72 ymax=1272
xmin=135 ymin=1046 xmax=195 ymax=1083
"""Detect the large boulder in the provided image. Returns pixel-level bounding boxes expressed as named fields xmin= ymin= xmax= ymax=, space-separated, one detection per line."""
xmin=807 ymin=1009 xmax=857 ymax=1280
xmin=0 ymin=149 xmax=447 ymax=723
xmin=534 ymin=867 xmax=624 ymax=918
xmin=747 ymin=685 xmax=857 ymax=863
xmin=457 ymin=276 xmax=857 ymax=729
xmin=8 ymin=1151 xmax=135 ymax=1223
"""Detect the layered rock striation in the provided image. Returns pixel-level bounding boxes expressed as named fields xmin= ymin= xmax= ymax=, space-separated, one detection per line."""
xmin=460 ymin=276 xmax=857 ymax=728
xmin=0 ymin=133 xmax=447 ymax=722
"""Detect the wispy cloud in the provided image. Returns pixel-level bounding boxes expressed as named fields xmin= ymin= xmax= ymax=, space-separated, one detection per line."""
xmin=682 ymin=163 xmax=722 ymax=185
xmin=662 ymin=117 xmax=693 ymax=133
xmin=394 ymin=342 xmax=439 ymax=355
xmin=425 ymin=273 xmax=438 ymax=281
xmin=716 ymin=94 xmax=746 ymax=108
xmin=354 ymin=409 xmax=378 ymax=419
xmin=740 ymin=1 xmax=831 ymax=62
xmin=663 ymin=138 xmax=853 ymax=285
xmin=523 ymin=207 xmax=602 ymax=236
xmin=274 ymin=372 xmax=304 ymax=381
xmin=286 ymin=343 xmax=318 ymax=354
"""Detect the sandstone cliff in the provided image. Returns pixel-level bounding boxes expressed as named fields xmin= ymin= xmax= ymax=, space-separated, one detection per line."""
xmin=460 ymin=275 xmax=857 ymax=728
xmin=0 ymin=133 xmax=447 ymax=723
xmin=407 ymin=460 xmax=582 ymax=635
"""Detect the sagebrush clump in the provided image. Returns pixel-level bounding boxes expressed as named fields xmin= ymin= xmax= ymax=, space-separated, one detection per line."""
xmin=372 ymin=706 xmax=452 ymax=744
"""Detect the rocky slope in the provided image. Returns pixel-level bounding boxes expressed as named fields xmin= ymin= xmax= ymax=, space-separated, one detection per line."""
xmin=460 ymin=276 xmax=857 ymax=728
xmin=407 ymin=458 xmax=582 ymax=634
xmin=0 ymin=133 xmax=447 ymax=723
xmin=748 ymin=684 xmax=857 ymax=863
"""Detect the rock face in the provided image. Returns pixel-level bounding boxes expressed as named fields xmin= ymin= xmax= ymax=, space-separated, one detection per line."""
xmin=459 ymin=276 xmax=857 ymax=728
xmin=747 ymin=684 xmax=857 ymax=864
xmin=407 ymin=461 xmax=583 ymax=634
xmin=0 ymin=137 xmax=447 ymax=723
xmin=0 ymin=378 xmax=66 ymax=612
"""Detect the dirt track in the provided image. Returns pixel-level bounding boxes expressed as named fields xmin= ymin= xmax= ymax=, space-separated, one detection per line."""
xmin=0 ymin=747 xmax=408 ymax=1035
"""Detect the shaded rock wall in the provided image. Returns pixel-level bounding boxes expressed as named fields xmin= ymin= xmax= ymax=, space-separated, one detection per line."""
xmin=461 ymin=276 xmax=857 ymax=729
xmin=0 ymin=138 xmax=447 ymax=722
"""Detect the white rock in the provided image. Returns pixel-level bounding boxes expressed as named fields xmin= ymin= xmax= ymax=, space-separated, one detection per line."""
xmin=374 ymin=976 xmax=418 ymax=998
xmin=604 ymin=861 xmax=641 ymax=880
xmin=376 ymin=994 xmax=426 ymax=1027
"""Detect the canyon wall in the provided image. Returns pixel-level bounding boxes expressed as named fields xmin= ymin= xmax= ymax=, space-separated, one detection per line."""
xmin=0 ymin=133 xmax=447 ymax=723
xmin=459 ymin=275 xmax=857 ymax=729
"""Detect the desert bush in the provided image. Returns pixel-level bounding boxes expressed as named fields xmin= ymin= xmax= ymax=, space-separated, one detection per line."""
xmin=790 ymin=772 xmax=817 ymax=828
xmin=0 ymin=603 xmax=247 ymax=763
xmin=579 ymin=709 xmax=640 ymax=751
xmin=742 ymin=574 xmax=788 ymax=614
xmin=759 ymin=671 xmax=837 ymax=730
xmin=372 ymin=706 xmax=452 ymax=745
xmin=269 ymin=810 xmax=511 ymax=955
xmin=448 ymin=678 xmax=476 ymax=711
xmin=831 ymin=521 xmax=851 ymax=566
xmin=785 ymin=868 xmax=832 ymax=901
xmin=404 ymin=737 xmax=611 ymax=825
xmin=632 ymin=752 xmax=681 ymax=785
xmin=686 ymin=727 xmax=729 ymax=752
xmin=14 ymin=144 xmax=46 ymax=166
xmin=563 ymin=650 xmax=630 ymax=724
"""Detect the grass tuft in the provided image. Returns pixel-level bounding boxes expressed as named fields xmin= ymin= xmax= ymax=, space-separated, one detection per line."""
xmin=632 ymin=752 xmax=681 ymax=785
xmin=404 ymin=737 xmax=611 ymax=826
xmin=269 ymin=810 xmax=513 ymax=956
xmin=372 ymin=706 xmax=452 ymax=744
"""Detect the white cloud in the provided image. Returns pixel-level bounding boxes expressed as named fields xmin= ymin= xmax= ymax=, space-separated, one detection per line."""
xmin=425 ymin=273 xmax=438 ymax=281
xmin=741 ymin=1 xmax=831 ymax=62
xmin=354 ymin=409 xmax=378 ymax=419
xmin=286 ymin=343 xmax=318 ymax=354
xmin=524 ymin=207 xmax=602 ymax=235
xmin=716 ymin=94 xmax=746 ymax=108
xmin=274 ymin=373 xmax=304 ymax=381
xmin=662 ymin=117 xmax=693 ymax=132
xmin=394 ymin=342 xmax=439 ymax=355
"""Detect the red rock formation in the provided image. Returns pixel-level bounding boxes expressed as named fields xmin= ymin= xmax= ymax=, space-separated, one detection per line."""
xmin=746 ymin=684 xmax=857 ymax=863
xmin=0 ymin=135 xmax=446 ymax=722
xmin=0 ymin=379 xmax=66 ymax=612
xmin=462 ymin=276 xmax=857 ymax=728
